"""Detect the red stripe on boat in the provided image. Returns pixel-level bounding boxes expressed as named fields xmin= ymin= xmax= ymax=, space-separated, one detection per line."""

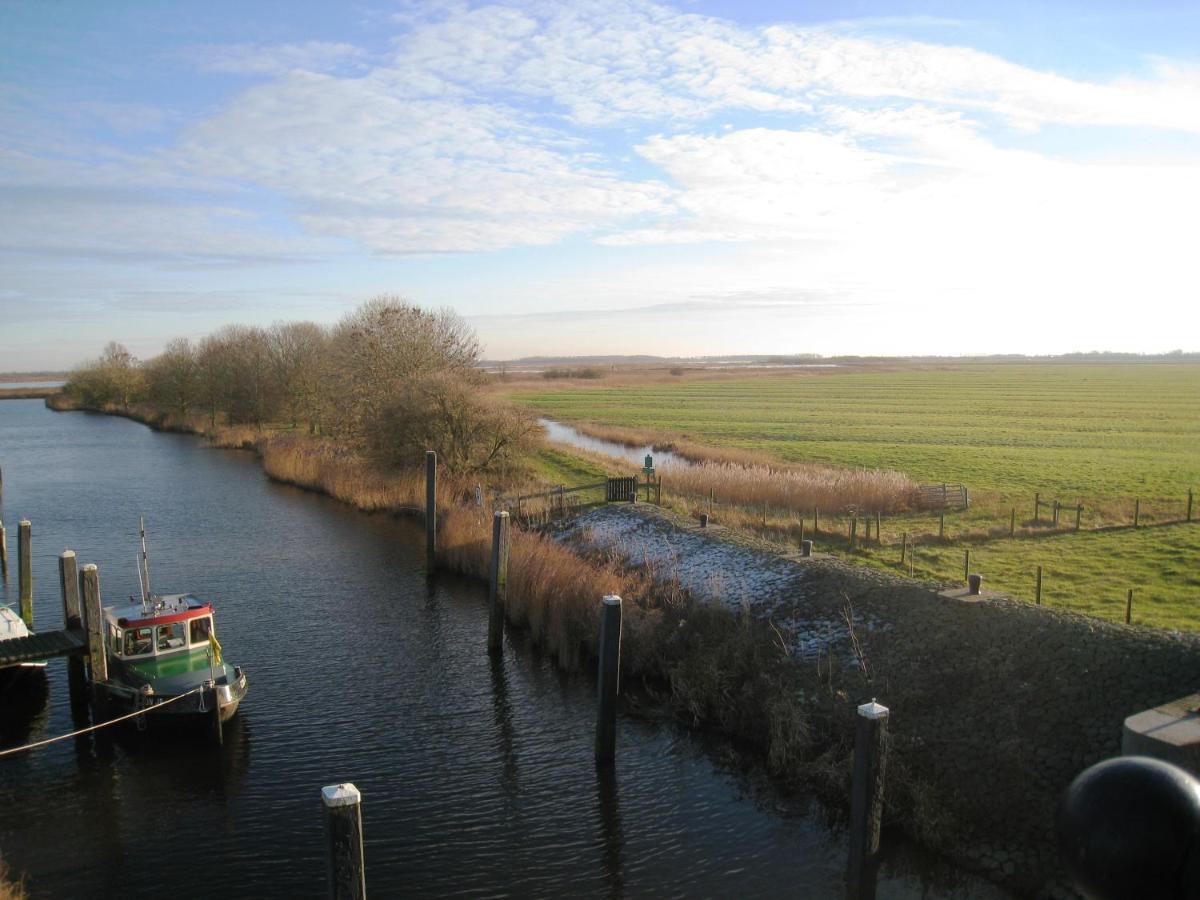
xmin=118 ymin=605 xmax=212 ymax=628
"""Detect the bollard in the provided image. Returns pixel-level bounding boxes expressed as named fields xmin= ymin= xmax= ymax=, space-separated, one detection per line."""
xmin=699 ymin=513 xmax=708 ymax=528
xmin=80 ymin=563 xmax=108 ymax=690
xmin=1036 ymin=565 xmax=1043 ymax=605
xmin=847 ymin=700 xmax=889 ymax=900
xmin=801 ymin=539 xmax=812 ymax=558
xmin=964 ymin=550 xmax=971 ymax=583
xmin=1125 ymin=589 xmax=1133 ymax=625
xmin=628 ymin=489 xmax=636 ymax=504
xmin=488 ymin=511 xmax=510 ymax=654
xmin=968 ymin=573 xmax=982 ymax=595
xmin=425 ymin=451 xmax=437 ymax=572
xmin=0 ymin=518 xmax=7 ymax=578
xmin=1058 ymin=756 xmax=1200 ymax=900
xmin=595 ymin=595 xmax=623 ymax=766
xmin=322 ymin=783 xmax=366 ymax=900
xmin=18 ymin=519 xmax=32 ymax=628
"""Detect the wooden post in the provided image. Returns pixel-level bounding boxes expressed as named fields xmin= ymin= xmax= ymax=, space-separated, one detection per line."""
xmin=207 ymin=681 xmax=224 ymax=746
xmin=814 ymin=507 xmax=819 ymax=535
xmin=80 ymin=563 xmax=108 ymax=689
xmin=1051 ymin=499 xmax=1059 ymax=525
xmin=709 ymin=487 xmax=714 ymax=518
xmin=899 ymin=532 xmax=907 ymax=565
xmin=595 ymin=595 xmax=623 ymax=766
xmin=863 ymin=516 xmax=870 ymax=542
xmin=1075 ymin=504 xmax=1082 ymax=532
xmin=849 ymin=516 xmax=857 ymax=549
xmin=1035 ymin=565 xmax=1043 ymax=605
xmin=0 ymin=519 xmax=7 ymax=578
xmin=847 ymin=700 xmax=889 ymax=900
xmin=18 ymin=519 xmax=32 ymax=628
xmin=1134 ymin=498 xmax=1140 ymax=528
xmin=798 ymin=521 xmax=805 ymax=547
xmin=322 ymin=783 xmax=366 ymax=900
xmin=1034 ymin=492 xmax=1040 ymax=523
xmin=59 ymin=550 xmax=81 ymax=627
xmin=656 ymin=475 xmax=662 ymax=505
xmin=1125 ymin=589 xmax=1133 ymax=625
xmin=425 ymin=450 xmax=437 ymax=571
xmin=488 ymin=511 xmax=510 ymax=654
xmin=875 ymin=512 xmax=881 ymax=545
xmin=1188 ymin=488 xmax=1194 ymax=522
xmin=963 ymin=549 xmax=970 ymax=583
xmin=938 ymin=510 xmax=945 ymax=540
xmin=1010 ymin=507 xmax=1016 ymax=537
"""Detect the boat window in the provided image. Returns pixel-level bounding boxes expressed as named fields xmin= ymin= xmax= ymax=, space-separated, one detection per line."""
xmin=124 ymin=627 xmax=153 ymax=656
xmin=156 ymin=622 xmax=186 ymax=652
xmin=189 ymin=617 xmax=212 ymax=646
xmin=110 ymin=626 xmax=122 ymax=656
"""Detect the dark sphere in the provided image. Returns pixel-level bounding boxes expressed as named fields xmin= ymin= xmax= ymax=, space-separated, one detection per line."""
xmin=1058 ymin=756 xmax=1200 ymax=900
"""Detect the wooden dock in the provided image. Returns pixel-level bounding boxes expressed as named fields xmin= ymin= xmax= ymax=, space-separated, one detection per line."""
xmin=0 ymin=628 xmax=87 ymax=667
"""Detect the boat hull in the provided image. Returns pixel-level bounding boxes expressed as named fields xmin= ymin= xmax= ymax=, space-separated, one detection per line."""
xmin=98 ymin=666 xmax=248 ymax=729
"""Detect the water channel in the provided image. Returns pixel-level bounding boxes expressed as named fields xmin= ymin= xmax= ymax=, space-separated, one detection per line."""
xmin=0 ymin=401 xmax=1005 ymax=898
xmin=539 ymin=418 xmax=694 ymax=469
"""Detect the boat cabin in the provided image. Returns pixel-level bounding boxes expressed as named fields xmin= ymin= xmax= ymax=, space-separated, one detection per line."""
xmin=103 ymin=593 xmax=216 ymax=662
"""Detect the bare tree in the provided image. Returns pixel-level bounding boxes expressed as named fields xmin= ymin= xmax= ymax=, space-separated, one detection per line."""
xmin=144 ymin=338 xmax=199 ymax=420
xmin=268 ymin=321 xmax=329 ymax=432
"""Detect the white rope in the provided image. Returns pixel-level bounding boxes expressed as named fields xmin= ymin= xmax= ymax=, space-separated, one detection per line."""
xmin=0 ymin=685 xmax=208 ymax=758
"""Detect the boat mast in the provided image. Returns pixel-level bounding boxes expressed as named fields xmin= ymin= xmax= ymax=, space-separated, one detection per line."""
xmin=139 ymin=516 xmax=152 ymax=605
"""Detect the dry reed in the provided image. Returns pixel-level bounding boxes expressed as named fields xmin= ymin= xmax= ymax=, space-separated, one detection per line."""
xmin=0 ymin=860 xmax=25 ymax=900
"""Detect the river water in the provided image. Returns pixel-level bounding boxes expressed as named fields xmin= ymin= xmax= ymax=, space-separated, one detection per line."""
xmin=0 ymin=401 xmax=1005 ymax=899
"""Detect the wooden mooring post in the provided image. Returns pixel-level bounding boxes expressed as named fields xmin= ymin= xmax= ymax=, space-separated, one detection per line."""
xmin=80 ymin=563 xmax=108 ymax=697
xmin=1035 ymin=565 xmax=1043 ymax=605
xmin=846 ymin=700 xmax=889 ymax=900
xmin=322 ymin=783 xmax=366 ymax=900
xmin=487 ymin=511 xmax=510 ymax=655
xmin=18 ymin=519 xmax=32 ymax=628
xmin=425 ymin=450 xmax=437 ymax=572
xmin=59 ymin=550 xmax=87 ymax=705
xmin=595 ymin=595 xmax=623 ymax=766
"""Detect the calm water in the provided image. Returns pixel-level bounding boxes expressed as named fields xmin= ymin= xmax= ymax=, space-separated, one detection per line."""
xmin=539 ymin=418 xmax=693 ymax=469
xmin=0 ymin=401 xmax=1005 ymax=899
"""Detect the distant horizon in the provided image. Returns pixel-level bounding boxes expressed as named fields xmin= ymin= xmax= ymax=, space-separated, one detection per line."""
xmin=3 ymin=0 xmax=1198 ymax=369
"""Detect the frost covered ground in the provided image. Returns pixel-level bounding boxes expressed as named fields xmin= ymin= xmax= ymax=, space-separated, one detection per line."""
xmin=552 ymin=504 xmax=891 ymax=663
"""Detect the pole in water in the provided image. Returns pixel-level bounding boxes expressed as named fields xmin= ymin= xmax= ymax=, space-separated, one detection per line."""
xmin=847 ymin=699 xmax=890 ymax=900
xmin=18 ymin=519 xmax=32 ymax=628
xmin=80 ymin=563 xmax=108 ymax=696
xmin=60 ymin=550 xmax=87 ymax=706
xmin=322 ymin=783 xmax=367 ymax=900
xmin=425 ymin=450 xmax=437 ymax=572
xmin=488 ymin=511 xmax=510 ymax=654
xmin=595 ymin=595 xmax=623 ymax=766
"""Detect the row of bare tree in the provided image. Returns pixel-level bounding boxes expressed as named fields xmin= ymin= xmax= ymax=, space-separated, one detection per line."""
xmin=65 ymin=297 xmax=540 ymax=474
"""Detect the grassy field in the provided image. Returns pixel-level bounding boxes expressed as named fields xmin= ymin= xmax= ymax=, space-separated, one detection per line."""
xmin=510 ymin=362 xmax=1200 ymax=629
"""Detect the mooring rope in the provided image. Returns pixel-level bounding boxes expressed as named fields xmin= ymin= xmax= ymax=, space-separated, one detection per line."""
xmin=0 ymin=685 xmax=208 ymax=758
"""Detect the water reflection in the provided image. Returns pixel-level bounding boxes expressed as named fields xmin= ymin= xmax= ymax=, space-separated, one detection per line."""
xmin=595 ymin=764 xmax=625 ymax=898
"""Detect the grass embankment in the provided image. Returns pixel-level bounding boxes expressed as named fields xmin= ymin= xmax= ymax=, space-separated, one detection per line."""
xmin=511 ymin=362 xmax=1200 ymax=630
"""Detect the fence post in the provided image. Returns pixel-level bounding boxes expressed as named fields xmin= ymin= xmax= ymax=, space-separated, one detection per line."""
xmin=1035 ymin=565 xmax=1043 ymax=605
xmin=938 ymin=510 xmax=945 ymax=540
xmin=1125 ymin=589 xmax=1133 ymax=625
xmin=488 ymin=511 xmax=510 ymax=655
xmin=595 ymin=595 xmax=623 ymax=766
xmin=1010 ymin=507 xmax=1016 ymax=537
xmin=657 ymin=475 xmax=662 ymax=505
xmin=963 ymin=549 xmax=970 ymax=583
xmin=1134 ymin=498 xmax=1140 ymax=528
xmin=1075 ymin=504 xmax=1082 ymax=532
xmin=322 ymin=783 xmax=366 ymax=900
xmin=18 ymin=519 xmax=32 ymax=628
xmin=1052 ymin=499 xmax=1059 ymax=525
xmin=849 ymin=516 xmax=857 ymax=549
xmin=875 ymin=512 xmax=881 ymax=545
xmin=425 ymin=450 xmax=437 ymax=572
xmin=847 ymin=700 xmax=890 ymax=900
xmin=1188 ymin=489 xmax=1194 ymax=522
xmin=709 ymin=487 xmax=714 ymax=518
xmin=814 ymin=507 xmax=819 ymax=535
xmin=1034 ymin=492 xmax=1040 ymax=523
xmin=798 ymin=521 xmax=805 ymax=547
xmin=899 ymin=532 xmax=907 ymax=565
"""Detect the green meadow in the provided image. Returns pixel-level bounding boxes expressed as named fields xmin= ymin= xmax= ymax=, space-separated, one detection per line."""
xmin=513 ymin=362 xmax=1200 ymax=629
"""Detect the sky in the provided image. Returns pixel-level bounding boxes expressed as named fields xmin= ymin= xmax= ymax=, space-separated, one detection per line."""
xmin=1 ymin=0 xmax=1198 ymax=369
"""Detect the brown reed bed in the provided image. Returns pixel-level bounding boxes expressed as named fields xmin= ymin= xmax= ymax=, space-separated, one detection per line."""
xmin=0 ymin=860 xmax=26 ymax=900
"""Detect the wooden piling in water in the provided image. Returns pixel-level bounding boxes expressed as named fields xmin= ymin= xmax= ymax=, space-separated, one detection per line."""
xmin=18 ymin=519 xmax=32 ymax=628
xmin=1125 ymin=589 xmax=1133 ymax=625
xmin=80 ymin=563 xmax=108 ymax=692
xmin=322 ymin=783 xmax=366 ymax=900
xmin=847 ymin=700 xmax=889 ymax=900
xmin=595 ymin=595 xmax=623 ymax=766
xmin=59 ymin=550 xmax=87 ymax=706
xmin=1035 ymin=565 xmax=1043 ymax=605
xmin=488 ymin=511 xmax=510 ymax=655
xmin=425 ymin=450 xmax=437 ymax=572
xmin=208 ymin=681 xmax=224 ymax=747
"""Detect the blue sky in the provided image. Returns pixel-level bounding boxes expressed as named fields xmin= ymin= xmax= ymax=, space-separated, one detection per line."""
xmin=2 ymin=0 xmax=1198 ymax=369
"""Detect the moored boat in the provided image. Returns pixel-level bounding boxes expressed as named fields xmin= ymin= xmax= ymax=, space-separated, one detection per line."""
xmin=0 ymin=604 xmax=47 ymax=696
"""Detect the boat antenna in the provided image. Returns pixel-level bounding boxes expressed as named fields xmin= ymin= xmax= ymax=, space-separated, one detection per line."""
xmin=136 ymin=553 xmax=147 ymax=611
xmin=139 ymin=516 xmax=152 ymax=605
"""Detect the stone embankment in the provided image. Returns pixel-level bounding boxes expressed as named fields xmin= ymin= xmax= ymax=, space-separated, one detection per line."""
xmin=555 ymin=503 xmax=1200 ymax=898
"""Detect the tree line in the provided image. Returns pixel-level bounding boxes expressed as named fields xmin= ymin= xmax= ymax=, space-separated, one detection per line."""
xmin=65 ymin=296 xmax=539 ymax=474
